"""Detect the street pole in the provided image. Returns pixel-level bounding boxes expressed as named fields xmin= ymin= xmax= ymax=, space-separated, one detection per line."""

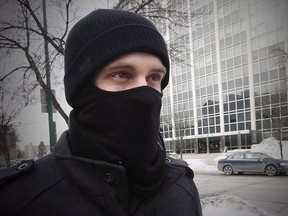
xmin=43 ymin=0 xmax=55 ymax=153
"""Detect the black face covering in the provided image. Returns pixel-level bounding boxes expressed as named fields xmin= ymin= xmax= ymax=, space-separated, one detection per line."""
xmin=69 ymin=85 xmax=166 ymax=193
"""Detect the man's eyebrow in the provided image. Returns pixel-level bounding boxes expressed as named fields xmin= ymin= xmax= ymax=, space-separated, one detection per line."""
xmin=151 ymin=67 xmax=166 ymax=75
xmin=102 ymin=62 xmax=135 ymax=71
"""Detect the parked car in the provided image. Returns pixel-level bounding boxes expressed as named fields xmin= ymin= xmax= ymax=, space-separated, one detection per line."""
xmin=217 ymin=151 xmax=288 ymax=176
xmin=166 ymin=152 xmax=188 ymax=166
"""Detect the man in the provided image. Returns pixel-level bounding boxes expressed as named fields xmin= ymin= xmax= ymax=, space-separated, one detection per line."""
xmin=0 ymin=9 xmax=202 ymax=216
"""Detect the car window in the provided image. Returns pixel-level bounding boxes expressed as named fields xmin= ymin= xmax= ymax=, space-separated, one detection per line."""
xmin=231 ymin=153 xmax=244 ymax=159
xmin=245 ymin=153 xmax=259 ymax=159
xmin=256 ymin=152 xmax=272 ymax=159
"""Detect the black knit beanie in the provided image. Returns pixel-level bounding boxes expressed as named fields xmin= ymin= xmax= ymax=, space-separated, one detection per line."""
xmin=64 ymin=9 xmax=170 ymax=107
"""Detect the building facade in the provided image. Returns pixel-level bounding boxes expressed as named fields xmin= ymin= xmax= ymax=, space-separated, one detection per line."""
xmin=160 ymin=0 xmax=288 ymax=153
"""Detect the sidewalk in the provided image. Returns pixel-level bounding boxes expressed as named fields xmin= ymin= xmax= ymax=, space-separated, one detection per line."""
xmin=183 ymin=153 xmax=223 ymax=165
xmin=182 ymin=153 xmax=224 ymax=173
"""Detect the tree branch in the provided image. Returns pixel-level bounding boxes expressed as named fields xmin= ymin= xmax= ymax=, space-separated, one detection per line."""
xmin=17 ymin=0 xmax=64 ymax=54
xmin=24 ymin=49 xmax=68 ymax=123
xmin=0 ymin=66 xmax=30 ymax=81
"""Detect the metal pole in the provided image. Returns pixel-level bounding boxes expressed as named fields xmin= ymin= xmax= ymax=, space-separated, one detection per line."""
xmin=43 ymin=0 xmax=55 ymax=153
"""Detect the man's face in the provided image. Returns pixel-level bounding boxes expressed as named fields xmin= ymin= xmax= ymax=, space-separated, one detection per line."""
xmin=94 ymin=52 xmax=166 ymax=92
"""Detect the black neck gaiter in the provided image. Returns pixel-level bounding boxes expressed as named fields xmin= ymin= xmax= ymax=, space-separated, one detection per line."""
xmin=69 ymin=85 xmax=166 ymax=194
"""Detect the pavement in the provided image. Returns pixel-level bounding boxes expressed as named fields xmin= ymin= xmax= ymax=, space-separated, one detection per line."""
xmin=182 ymin=153 xmax=223 ymax=165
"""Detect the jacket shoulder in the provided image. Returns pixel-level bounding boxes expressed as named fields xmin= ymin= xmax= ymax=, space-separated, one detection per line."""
xmin=162 ymin=157 xmax=202 ymax=215
xmin=0 ymin=159 xmax=34 ymax=184
xmin=0 ymin=155 xmax=63 ymax=215
xmin=166 ymin=156 xmax=194 ymax=178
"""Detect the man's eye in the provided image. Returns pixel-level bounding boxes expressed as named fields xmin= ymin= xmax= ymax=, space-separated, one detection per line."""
xmin=149 ymin=74 xmax=162 ymax=81
xmin=112 ymin=72 xmax=129 ymax=79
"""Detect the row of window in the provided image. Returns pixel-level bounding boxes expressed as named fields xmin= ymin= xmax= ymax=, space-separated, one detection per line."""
xmin=196 ymin=84 xmax=219 ymax=96
xmin=222 ymin=66 xmax=249 ymax=81
xmin=256 ymin=117 xmax=288 ymax=130
xmin=255 ymin=94 xmax=288 ymax=107
xmin=222 ymin=76 xmax=249 ymax=91
xmin=254 ymin=69 xmax=286 ymax=84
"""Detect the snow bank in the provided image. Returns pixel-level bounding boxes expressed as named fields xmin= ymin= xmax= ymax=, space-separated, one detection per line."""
xmin=251 ymin=137 xmax=288 ymax=159
xmin=185 ymin=159 xmax=218 ymax=173
xmin=201 ymin=195 xmax=273 ymax=216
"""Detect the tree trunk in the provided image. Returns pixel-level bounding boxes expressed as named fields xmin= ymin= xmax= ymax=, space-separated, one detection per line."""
xmin=0 ymin=128 xmax=11 ymax=167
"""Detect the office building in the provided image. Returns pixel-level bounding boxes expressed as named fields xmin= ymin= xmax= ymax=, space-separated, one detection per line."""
xmin=159 ymin=0 xmax=288 ymax=153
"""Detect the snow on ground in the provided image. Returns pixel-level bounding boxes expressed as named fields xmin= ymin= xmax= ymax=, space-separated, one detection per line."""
xmin=184 ymin=137 xmax=288 ymax=216
xmin=201 ymin=195 xmax=273 ymax=216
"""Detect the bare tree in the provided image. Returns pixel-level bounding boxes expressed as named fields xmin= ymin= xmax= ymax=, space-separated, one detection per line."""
xmin=161 ymin=112 xmax=192 ymax=159
xmin=0 ymin=0 xmax=76 ymax=123
xmin=37 ymin=141 xmax=47 ymax=159
xmin=0 ymin=69 xmax=34 ymax=166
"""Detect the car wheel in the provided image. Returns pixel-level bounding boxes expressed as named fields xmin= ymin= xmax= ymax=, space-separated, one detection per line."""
xmin=265 ymin=165 xmax=277 ymax=176
xmin=223 ymin=165 xmax=233 ymax=175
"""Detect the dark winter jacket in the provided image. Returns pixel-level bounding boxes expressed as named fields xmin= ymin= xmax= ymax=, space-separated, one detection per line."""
xmin=0 ymin=131 xmax=202 ymax=216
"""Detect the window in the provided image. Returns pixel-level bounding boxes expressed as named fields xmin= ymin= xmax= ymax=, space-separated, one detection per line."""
xmin=228 ymin=80 xmax=235 ymax=89
xmin=260 ymin=71 xmax=268 ymax=82
xmin=231 ymin=123 xmax=237 ymax=131
xmin=245 ymin=153 xmax=259 ymax=159
xmin=234 ymin=56 xmax=241 ymax=66
xmin=238 ymin=113 xmax=244 ymax=121
xmin=245 ymin=99 xmax=250 ymax=108
xmin=238 ymin=123 xmax=245 ymax=130
xmin=242 ymin=54 xmax=247 ymax=64
xmin=243 ymin=76 xmax=249 ymax=86
xmin=231 ymin=153 xmax=244 ymax=159
xmin=279 ymin=67 xmax=286 ymax=78
xmin=226 ymin=47 xmax=233 ymax=56
xmin=233 ymin=33 xmax=240 ymax=44
xmin=224 ymin=15 xmax=231 ymax=26
xmin=263 ymin=119 xmax=270 ymax=129
xmin=227 ymin=58 xmax=233 ymax=68
xmin=259 ymin=47 xmax=267 ymax=59
xmin=252 ymin=50 xmax=258 ymax=61
xmin=253 ymin=74 xmax=260 ymax=84
xmin=237 ymin=100 xmax=244 ymax=109
xmin=226 ymin=36 xmax=232 ymax=47
xmin=246 ymin=112 xmax=251 ymax=120
xmin=208 ymin=106 xmax=214 ymax=114
xmin=235 ymin=78 xmax=242 ymax=87
xmin=224 ymin=103 xmax=228 ymax=111
xmin=210 ymin=126 xmax=215 ymax=133
xmin=269 ymin=69 xmax=278 ymax=80
xmin=230 ymin=114 xmax=236 ymax=122
xmin=207 ymin=85 xmax=213 ymax=94
xmin=234 ymin=44 xmax=241 ymax=56
xmin=230 ymin=102 xmax=236 ymax=110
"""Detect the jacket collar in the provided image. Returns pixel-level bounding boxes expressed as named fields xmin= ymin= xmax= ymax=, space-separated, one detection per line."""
xmin=53 ymin=131 xmax=186 ymax=216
